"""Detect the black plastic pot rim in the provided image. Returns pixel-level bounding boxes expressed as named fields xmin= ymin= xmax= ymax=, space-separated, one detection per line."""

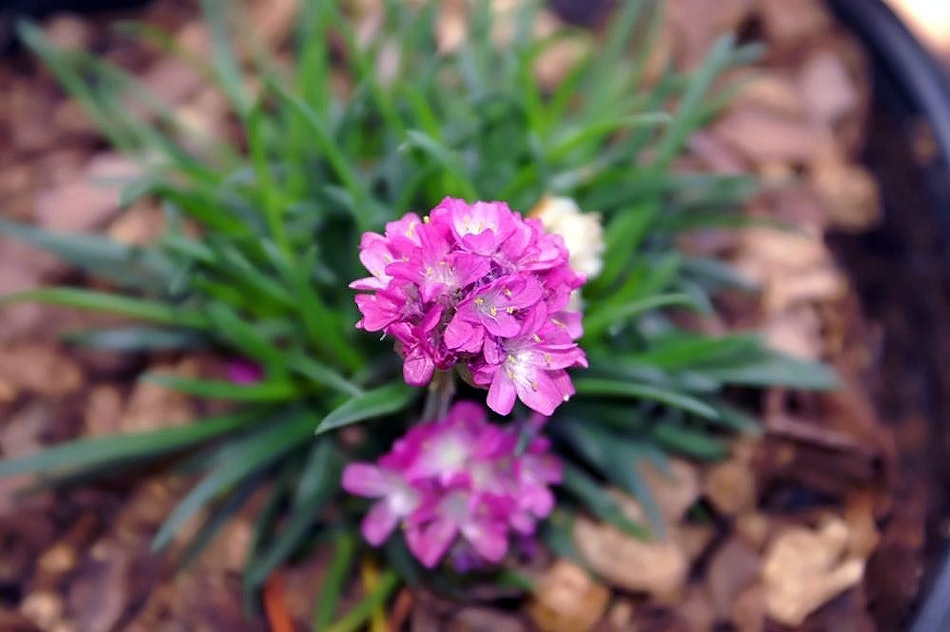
xmin=826 ymin=1 xmax=950 ymax=631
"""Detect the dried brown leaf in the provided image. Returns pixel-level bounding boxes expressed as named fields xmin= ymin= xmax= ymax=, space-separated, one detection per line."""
xmin=762 ymin=518 xmax=865 ymax=626
xmin=528 ymin=560 xmax=610 ymax=632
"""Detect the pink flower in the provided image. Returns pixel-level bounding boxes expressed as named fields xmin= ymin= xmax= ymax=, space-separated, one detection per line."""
xmin=352 ymin=197 xmax=588 ymax=416
xmin=475 ymin=311 xmax=589 ymax=416
xmin=448 ymin=274 xmax=544 ymax=339
xmin=341 ymin=402 xmax=561 ymax=569
xmin=225 ymin=359 xmax=264 ymax=385
xmin=341 ymin=464 xmax=422 ymax=545
xmin=405 ymin=487 xmax=512 ymax=567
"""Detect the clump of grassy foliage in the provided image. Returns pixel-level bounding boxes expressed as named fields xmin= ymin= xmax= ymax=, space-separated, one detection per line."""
xmin=0 ymin=0 xmax=834 ymax=625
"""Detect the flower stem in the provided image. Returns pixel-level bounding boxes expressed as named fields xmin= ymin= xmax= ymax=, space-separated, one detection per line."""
xmin=323 ymin=567 xmax=399 ymax=632
xmin=421 ymin=369 xmax=456 ymax=422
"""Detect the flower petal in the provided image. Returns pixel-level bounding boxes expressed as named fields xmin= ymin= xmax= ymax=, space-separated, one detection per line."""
xmin=407 ymin=518 xmax=458 ymax=568
xmin=487 ymin=370 xmax=516 ymax=415
xmin=461 ymin=520 xmax=509 ymax=563
xmin=342 ymin=463 xmax=393 ymax=498
xmin=361 ymin=500 xmax=401 ymax=545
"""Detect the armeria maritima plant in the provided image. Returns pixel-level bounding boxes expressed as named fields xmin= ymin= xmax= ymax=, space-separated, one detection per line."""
xmin=0 ymin=0 xmax=838 ymax=627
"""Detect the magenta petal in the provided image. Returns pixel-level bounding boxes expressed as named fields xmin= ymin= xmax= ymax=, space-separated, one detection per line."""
xmin=226 ymin=359 xmax=263 ymax=385
xmin=514 ymin=372 xmax=559 ymax=416
xmin=461 ymin=520 xmax=509 ymax=563
xmin=403 ymin=350 xmax=435 ymax=385
xmin=407 ymin=519 xmax=458 ymax=568
xmin=487 ymin=371 xmax=517 ymax=415
xmin=444 ymin=317 xmax=480 ymax=352
xmin=482 ymin=338 xmax=504 ymax=366
xmin=522 ymin=486 xmax=555 ymax=518
xmin=361 ymin=500 xmax=401 ymax=545
xmin=480 ymin=310 xmax=521 ymax=337
xmin=342 ymin=463 xmax=392 ymax=498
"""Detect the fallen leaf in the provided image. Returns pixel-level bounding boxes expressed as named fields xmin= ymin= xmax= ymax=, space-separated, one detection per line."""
xmin=68 ymin=542 xmax=130 ymax=632
xmin=674 ymin=586 xmax=715 ymax=632
xmin=34 ymin=154 xmax=140 ymax=233
xmin=20 ymin=592 xmax=64 ymax=631
xmin=635 ymin=458 xmax=702 ymax=525
xmin=705 ymin=538 xmax=760 ymax=620
xmin=762 ymin=517 xmax=865 ymax=626
xmin=83 ymin=386 xmax=125 ymax=437
xmin=704 ymin=458 xmax=757 ymax=516
xmin=759 ymin=0 xmax=831 ymax=53
xmin=735 ymin=512 xmax=770 ymax=551
xmin=809 ymin=157 xmax=880 ymax=231
xmin=573 ymin=517 xmax=688 ymax=600
xmin=528 ymin=559 xmax=610 ymax=632
xmin=0 ymin=345 xmax=82 ymax=398
xmin=453 ymin=607 xmax=527 ymax=632
xmin=799 ymin=50 xmax=858 ymax=125
xmin=121 ymin=360 xmax=196 ymax=432
xmin=732 ymin=583 xmax=766 ymax=632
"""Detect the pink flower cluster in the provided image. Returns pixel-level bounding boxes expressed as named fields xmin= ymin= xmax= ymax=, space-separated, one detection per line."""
xmin=351 ymin=197 xmax=588 ymax=416
xmin=341 ymin=402 xmax=561 ymax=569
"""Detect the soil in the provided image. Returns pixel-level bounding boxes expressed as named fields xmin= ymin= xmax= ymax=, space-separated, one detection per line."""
xmin=0 ymin=1 xmax=946 ymax=631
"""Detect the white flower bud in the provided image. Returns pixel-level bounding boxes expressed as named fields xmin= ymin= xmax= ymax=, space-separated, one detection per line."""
xmin=530 ymin=195 xmax=605 ymax=280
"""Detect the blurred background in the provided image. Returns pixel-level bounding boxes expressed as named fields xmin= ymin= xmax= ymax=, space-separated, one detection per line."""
xmin=890 ymin=0 xmax=950 ymax=63
xmin=0 ymin=1 xmax=949 ymax=631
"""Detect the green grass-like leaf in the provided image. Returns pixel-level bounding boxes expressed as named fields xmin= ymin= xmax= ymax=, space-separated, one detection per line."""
xmin=315 ymin=383 xmax=419 ymax=435
xmin=152 ymin=412 xmax=313 ymax=551
xmin=0 ymin=409 xmax=261 ymax=478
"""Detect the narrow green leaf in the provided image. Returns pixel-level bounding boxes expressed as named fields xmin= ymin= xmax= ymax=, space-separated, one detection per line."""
xmin=573 ymin=378 xmax=719 ymax=420
xmin=558 ymin=419 xmax=671 ymax=535
xmin=144 ymin=374 xmax=297 ymax=402
xmin=261 ymin=241 xmax=363 ymax=371
xmin=63 ymin=326 xmax=205 ymax=352
xmin=205 ymin=302 xmax=287 ymax=369
xmin=631 ymin=333 xmax=763 ymax=370
xmin=583 ymin=293 xmax=696 ymax=339
xmin=548 ymin=112 xmax=670 ymax=160
xmin=313 ymin=531 xmax=357 ymax=631
xmin=324 ymin=570 xmax=400 ymax=632
xmin=0 ymin=218 xmax=172 ymax=288
xmin=539 ymin=510 xmax=581 ymax=563
xmin=652 ymin=423 xmax=727 ymax=460
xmin=200 ymin=0 xmax=251 ymax=116
xmin=315 ymin=383 xmax=418 ymax=435
xmin=653 ymin=34 xmax=735 ymax=168
xmin=698 ymin=353 xmax=840 ymax=390
xmin=1 ymin=287 xmax=208 ymax=328
xmin=561 ymin=463 xmax=649 ymax=539
xmin=243 ymin=461 xmax=296 ymax=605
xmin=0 ymin=409 xmax=260 ymax=478
xmin=681 ymin=256 xmax=758 ymax=292
xmin=246 ymin=440 xmax=340 ymax=585
xmin=177 ymin=471 xmax=262 ymax=570
xmin=708 ymin=403 xmax=761 ymax=434
xmin=153 ymin=413 xmax=312 ymax=551
xmin=400 ymin=130 xmax=478 ymax=199
xmin=287 ymin=351 xmax=363 ymax=397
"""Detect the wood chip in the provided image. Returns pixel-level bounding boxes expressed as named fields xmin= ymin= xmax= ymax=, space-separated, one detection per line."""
xmin=528 ymin=560 xmax=610 ymax=632
xmin=706 ymin=538 xmax=760 ymax=620
xmin=573 ymin=517 xmax=689 ymax=600
xmin=34 ymin=154 xmax=140 ymax=233
xmin=121 ymin=360 xmax=196 ymax=433
xmin=0 ymin=346 xmax=82 ymax=398
xmin=762 ymin=517 xmax=865 ymax=626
